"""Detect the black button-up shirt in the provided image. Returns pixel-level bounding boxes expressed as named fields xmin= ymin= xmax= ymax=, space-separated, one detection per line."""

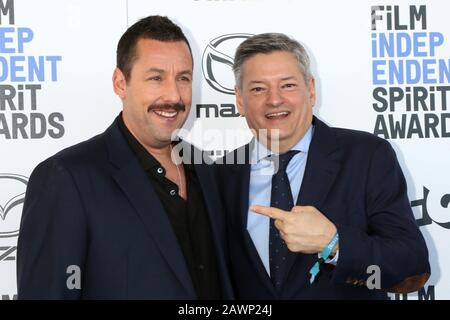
xmin=118 ymin=116 xmax=221 ymax=299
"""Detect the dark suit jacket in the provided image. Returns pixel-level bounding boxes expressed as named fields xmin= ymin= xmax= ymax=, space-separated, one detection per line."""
xmin=17 ymin=117 xmax=234 ymax=299
xmin=216 ymin=117 xmax=430 ymax=299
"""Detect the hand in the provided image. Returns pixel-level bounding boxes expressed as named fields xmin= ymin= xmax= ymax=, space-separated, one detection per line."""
xmin=250 ymin=205 xmax=338 ymax=254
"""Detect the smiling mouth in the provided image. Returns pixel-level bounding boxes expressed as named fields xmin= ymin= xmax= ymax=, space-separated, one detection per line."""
xmin=152 ymin=109 xmax=179 ymax=119
xmin=265 ymin=111 xmax=290 ymax=119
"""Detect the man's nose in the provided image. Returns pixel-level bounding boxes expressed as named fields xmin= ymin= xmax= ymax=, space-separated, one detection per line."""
xmin=161 ymin=78 xmax=182 ymax=104
xmin=266 ymin=88 xmax=284 ymax=107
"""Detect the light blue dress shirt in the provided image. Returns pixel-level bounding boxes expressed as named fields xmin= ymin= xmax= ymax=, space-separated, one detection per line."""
xmin=247 ymin=125 xmax=314 ymax=276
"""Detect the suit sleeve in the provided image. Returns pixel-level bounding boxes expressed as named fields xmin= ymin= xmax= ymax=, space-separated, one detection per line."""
xmin=330 ymin=140 xmax=430 ymax=292
xmin=17 ymin=158 xmax=88 ymax=299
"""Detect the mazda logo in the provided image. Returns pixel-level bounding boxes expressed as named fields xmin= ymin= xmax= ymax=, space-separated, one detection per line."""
xmin=0 ymin=173 xmax=28 ymax=238
xmin=202 ymin=33 xmax=253 ymax=95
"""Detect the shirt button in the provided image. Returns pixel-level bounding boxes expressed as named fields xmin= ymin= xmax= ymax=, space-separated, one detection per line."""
xmin=157 ymin=167 xmax=163 ymax=174
xmin=170 ymin=189 xmax=176 ymax=196
xmin=198 ymin=264 xmax=205 ymax=270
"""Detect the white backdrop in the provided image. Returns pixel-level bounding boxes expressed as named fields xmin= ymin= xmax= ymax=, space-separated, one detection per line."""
xmin=1 ymin=0 xmax=448 ymax=300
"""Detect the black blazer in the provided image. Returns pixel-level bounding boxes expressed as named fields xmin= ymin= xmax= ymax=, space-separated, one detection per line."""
xmin=17 ymin=117 xmax=234 ymax=299
xmin=216 ymin=117 xmax=430 ymax=299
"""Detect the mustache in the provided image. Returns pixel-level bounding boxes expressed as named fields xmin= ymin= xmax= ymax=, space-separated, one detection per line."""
xmin=147 ymin=102 xmax=186 ymax=113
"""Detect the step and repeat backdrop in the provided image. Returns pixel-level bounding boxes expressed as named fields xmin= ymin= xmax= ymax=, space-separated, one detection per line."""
xmin=1 ymin=0 xmax=449 ymax=299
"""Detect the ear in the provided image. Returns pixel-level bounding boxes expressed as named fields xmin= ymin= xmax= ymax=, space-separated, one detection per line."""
xmin=308 ymin=77 xmax=316 ymax=107
xmin=235 ymin=86 xmax=245 ymax=116
xmin=113 ymin=68 xmax=127 ymax=99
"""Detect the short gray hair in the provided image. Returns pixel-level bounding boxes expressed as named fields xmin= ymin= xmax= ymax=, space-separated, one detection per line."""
xmin=233 ymin=33 xmax=312 ymax=88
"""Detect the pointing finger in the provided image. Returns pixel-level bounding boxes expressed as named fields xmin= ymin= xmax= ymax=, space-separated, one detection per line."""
xmin=250 ymin=205 xmax=287 ymax=221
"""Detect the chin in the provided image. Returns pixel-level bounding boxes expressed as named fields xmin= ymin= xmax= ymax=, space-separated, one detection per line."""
xmin=158 ymin=133 xmax=176 ymax=142
xmin=267 ymin=129 xmax=289 ymax=139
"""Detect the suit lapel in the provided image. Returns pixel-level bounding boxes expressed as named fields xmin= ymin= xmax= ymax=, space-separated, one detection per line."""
xmin=228 ymin=145 xmax=277 ymax=297
xmin=175 ymin=142 xmax=227 ymax=257
xmin=104 ymin=119 xmax=196 ymax=298
xmin=284 ymin=117 xmax=342 ymax=287
xmin=296 ymin=118 xmax=341 ymax=212
xmin=194 ymin=163 xmax=226 ymax=251
xmin=190 ymin=148 xmax=234 ymax=297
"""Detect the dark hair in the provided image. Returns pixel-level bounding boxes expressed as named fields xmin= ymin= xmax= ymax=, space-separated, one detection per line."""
xmin=116 ymin=15 xmax=193 ymax=81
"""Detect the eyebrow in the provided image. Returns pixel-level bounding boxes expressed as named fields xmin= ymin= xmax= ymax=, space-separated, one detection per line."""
xmin=178 ymin=70 xmax=193 ymax=77
xmin=145 ymin=68 xmax=193 ymax=77
xmin=248 ymin=76 xmax=298 ymax=85
xmin=280 ymin=76 xmax=297 ymax=81
xmin=145 ymin=68 xmax=165 ymax=74
xmin=248 ymin=80 xmax=264 ymax=85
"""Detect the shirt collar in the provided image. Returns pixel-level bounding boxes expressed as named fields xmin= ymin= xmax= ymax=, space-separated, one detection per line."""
xmin=251 ymin=124 xmax=315 ymax=164
xmin=118 ymin=113 xmax=192 ymax=173
xmin=117 ymin=113 xmax=161 ymax=171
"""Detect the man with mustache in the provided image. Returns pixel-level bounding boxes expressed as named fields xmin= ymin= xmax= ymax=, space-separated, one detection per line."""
xmin=216 ymin=33 xmax=430 ymax=299
xmin=17 ymin=16 xmax=234 ymax=299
